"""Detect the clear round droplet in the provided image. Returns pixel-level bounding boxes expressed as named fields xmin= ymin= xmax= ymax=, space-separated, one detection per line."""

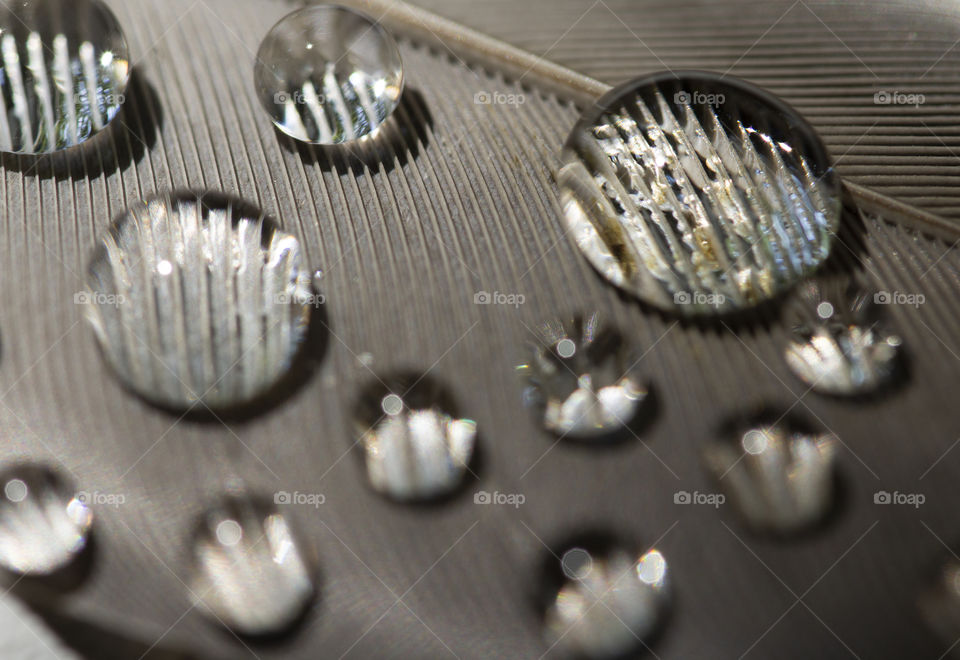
xmin=188 ymin=496 xmax=315 ymax=636
xmin=785 ymin=280 xmax=902 ymax=396
xmin=254 ymin=5 xmax=404 ymax=145
xmin=84 ymin=192 xmax=312 ymax=411
xmin=558 ymin=72 xmax=840 ymax=315
xmin=0 ymin=466 xmax=92 ymax=575
xmin=704 ymin=414 xmax=837 ymax=534
xmin=353 ymin=374 xmax=477 ymax=502
xmin=544 ymin=541 xmax=669 ymax=659
xmin=0 ymin=0 xmax=130 ymax=154
xmin=518 ymin=313 xmax=650 ymax=440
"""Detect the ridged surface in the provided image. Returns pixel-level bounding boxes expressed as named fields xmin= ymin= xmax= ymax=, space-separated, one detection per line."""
xmin=411 ymin=0 xmax=960 ymax=221
xmin=0 ymin=0 xmax=957 ymax=658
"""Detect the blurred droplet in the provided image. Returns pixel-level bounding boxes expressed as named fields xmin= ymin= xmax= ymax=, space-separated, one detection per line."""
xmin=518 ymin=313 xmax=650 ymax=440
xmin=704 ymin=415 xmax=837 ymax=534
xmin=920 ymin=558 xmax=960 ymax=652
xmin=558 ymin=72 xmax=840 ymax=315
xmin=0 ymin=0 xmax=130 ymax=153
xmin=545 ymin=541 xmax=669 ymax=658
xmin=353 ymin=374 xmax=476 ymax=501
xmin=84 ymin=192 xmax=312 ymax=410
xmin=254 ymin=6 xmax=403 ymax=145
xmin=189 ymin=497 xmax=314 ymax=636
xmin=0 ymin=466 xmax=92 ymax=575
xmin=785 ymin=280 xmax=902 ymax=396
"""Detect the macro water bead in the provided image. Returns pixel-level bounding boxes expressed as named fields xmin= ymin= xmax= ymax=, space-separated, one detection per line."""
xmin=254 ymin=5 xmax=404 ymax=145
xmin=0 ymin=0 xmax=130 ymax=153
xmin=558 ymin=72 xmax=841 ymax=316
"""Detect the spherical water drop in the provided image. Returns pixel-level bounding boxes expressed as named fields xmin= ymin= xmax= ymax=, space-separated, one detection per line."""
xmin=544 ymin=539 xmax=669 ymax=659
xmin=0 ymin=0 xmax=130 ymax=153
xmin=254 ymin=6 xmax=404 ymax=145
xmin=704 ymin=414 xmax=837 ymax=534
xmin=84 ymin=192 xmax=312 ymax=411
xmin=558 ymin=72 xmax=840 ymax=315
xmin=518 ymin=313 xmax=650 ymax=440
xmin=0 ymin=466 xmax=92 ymax=575
xmin=188 ymin=496 xmax=315 ymax=636
xmin=785 ymin=280 xmax=902 ymax=396
xmin=353 ymin=374 xmax=476 ymax=502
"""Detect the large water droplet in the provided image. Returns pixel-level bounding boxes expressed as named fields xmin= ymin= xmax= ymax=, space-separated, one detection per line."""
xmin=558 ymin=72 xmax=840 ymax=315
xmin=0 ymin=0 xmax=130 ymax=154
xmin=353 ymin=374 xmax=476 ymax=502
xmin=785 ymin=280 xmax=902 ymax=395
xmin=518 ymin=313 xmax=650 ymax=440
xmin=704 ymin=414 xmax=837 ymax=534
xmin=254 ymin=6 xmax=403 ymax=145
xmin=84 ymin=192 xmax=313 ymax=411
xmin=0 ymin=466 xmax=92 ymax=575
xmin=188 ymin=496 xmax=315 ymax=636
xmin=544 ymin=539 xmax=669 ymax=659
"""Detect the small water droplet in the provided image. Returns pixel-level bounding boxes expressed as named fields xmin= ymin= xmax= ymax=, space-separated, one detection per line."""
xmin=0 ymin=466 xmax=92 ymax=575
xmin=189 ymin=496 xmax=315 ymax=636
xmin=558 ymin=72 xmax=840 ymax=315
xmin=920 ymin=558 xmax=960 ymax=648
xmin=785 ymin=280 xmax=902 ymax=396
xmin=254 ymin=6 xmax=404 ymax=145
xmin=84 ymin=192 xmax=312 ymax=410
xmin=0 ymin=0 xmax=130 ymax=153
xmin=704 ymin=414 xmax=837 ymax=534
xmin=353 ymin=374 xmax=477 ymax=502
xmin=544 ymin=539 xmax=669 ymax=658
xmin=518 ymin=313 xmax=650 ymax=440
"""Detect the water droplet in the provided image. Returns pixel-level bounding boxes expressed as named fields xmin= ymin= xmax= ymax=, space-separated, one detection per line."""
xmin=544 ymin=540 xmax=669 ymax=658
xmin=189 ymin=497 xmax=315 ymax=636
xmin=254 ymin=6 xmax=403 ymax=145
xmin=353 ymin=374 xmax=477 ymax=502
xmin=84 ymin=192 xmax=312 ymax=410
xmin=558 ymin=72 xmax=840 ymax=315
xmin=0 ymin=0 xmax=130 ymax=153
xmin=518 ymin=313 xmax=650 ymax=440
xmin=704 ymin=414 xmax=837 ymax=534
xmin=920 ymin=558 xmax=960 ymax=649
xmin=785 ymin=280 xmax=902 ymax=396
xmin=0 ymin=466 xmax=92 ymax=575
